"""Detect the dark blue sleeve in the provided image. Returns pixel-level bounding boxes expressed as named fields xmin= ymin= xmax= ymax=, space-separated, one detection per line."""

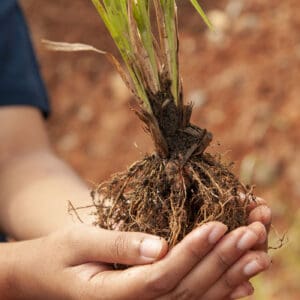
xmin=0 ymin=2 xmax=50 ymax=241
xmin=0 ymin=1 xmax=50 ymax=117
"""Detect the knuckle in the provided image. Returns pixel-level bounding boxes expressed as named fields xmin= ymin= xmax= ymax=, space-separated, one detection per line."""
xmin=110 ymin=233 xmax=129 ymax=261
xmin=185 ymin=243 xmax=206 ymax=261
xmin=214 ymin=248 xmax=231 ymax=270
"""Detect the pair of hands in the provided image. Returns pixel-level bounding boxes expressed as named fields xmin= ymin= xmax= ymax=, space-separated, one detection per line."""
xmin=4 ymin=199 xmax=271 ymax=300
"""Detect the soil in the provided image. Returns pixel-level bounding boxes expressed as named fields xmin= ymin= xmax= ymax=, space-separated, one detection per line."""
xmin=95 ymin=151 xmax=252 ymax=247
xmin=21 ymin=0 xmax=300 ymax=298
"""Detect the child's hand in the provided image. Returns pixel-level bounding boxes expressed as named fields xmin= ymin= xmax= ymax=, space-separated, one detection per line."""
xmin=3 ymin=221 xmax=270 ymax=299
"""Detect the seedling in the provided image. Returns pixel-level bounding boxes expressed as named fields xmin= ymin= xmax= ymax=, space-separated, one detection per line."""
xmin=45 ymin=0 xmax=254 ymax=248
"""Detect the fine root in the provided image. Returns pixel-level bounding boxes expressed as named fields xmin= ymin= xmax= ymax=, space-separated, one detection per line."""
xmin=92 ymin=152 xmax=254 ymax=248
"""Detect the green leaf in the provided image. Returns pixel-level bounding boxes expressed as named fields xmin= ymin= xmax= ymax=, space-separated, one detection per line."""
xmin=90 ymin=0 xmax=212 ymax=113
xmin=189 ymin=0 xmax=213 ymax=30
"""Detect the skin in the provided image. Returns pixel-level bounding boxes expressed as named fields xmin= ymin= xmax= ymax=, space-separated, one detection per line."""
xmin=0 ymin=107 xmax=272 ymax=299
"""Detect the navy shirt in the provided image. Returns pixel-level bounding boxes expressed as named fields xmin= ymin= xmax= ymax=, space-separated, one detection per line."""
xmin=0 ymin=1 xmax=50 ymax=241
xmin=0 ymin=0 xmax=49 ymax=116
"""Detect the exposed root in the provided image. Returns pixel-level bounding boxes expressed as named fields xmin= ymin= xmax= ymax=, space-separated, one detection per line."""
xmin=268 ymin=225 xmax=288 ymax=250
xmin=87 ymin=81 xmax=255 ymax=252
xmin=93 ymin=152 xmax=255 ymax=248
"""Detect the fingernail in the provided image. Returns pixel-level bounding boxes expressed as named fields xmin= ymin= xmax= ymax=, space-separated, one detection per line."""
xmin=249 ymin=222 xmax=267 ymax=244
xmin=243 ymin=260 xmax=263 ymax=276
xmin=140 ymin=238 xmax=163 ymax=260
xmin=237 ymin=230 xmax=257 ymax=250
xmin=230 ymin=286 xmax=253 ymax=299
xmin=208 ymin=224 xmax=228 ymax=244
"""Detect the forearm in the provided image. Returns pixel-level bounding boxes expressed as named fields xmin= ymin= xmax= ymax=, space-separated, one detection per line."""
xmin=0 ymin=236 xmax=54 ymax=299
xmin=0 ymin=149 xmax=93 ymax=240
xmin=0 ymin=240 xmax=31 ymax=299
xmin=0 ymin=243 xmax=13 ymax=298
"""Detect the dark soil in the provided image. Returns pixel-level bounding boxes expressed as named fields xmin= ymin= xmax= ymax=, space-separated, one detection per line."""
xmin=94 ymin=151 xmax=253 ymax=247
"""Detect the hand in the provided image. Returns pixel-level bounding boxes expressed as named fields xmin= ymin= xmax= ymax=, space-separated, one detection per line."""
xmin=5 ymin=224 xmax=168 ymax=299
xmin=152 ymin=221 xmax=270 ymax=300
xmin=247 ymin=197 xmax=272 ymax=251
xmin=4 ymin=222 xmax=269 ymax=300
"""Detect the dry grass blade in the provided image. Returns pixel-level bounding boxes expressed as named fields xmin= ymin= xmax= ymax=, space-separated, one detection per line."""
xmin=43 ymin=39 xmax=144 ymax=104
xmin=42 ymin=40 xmax=107 ymax=54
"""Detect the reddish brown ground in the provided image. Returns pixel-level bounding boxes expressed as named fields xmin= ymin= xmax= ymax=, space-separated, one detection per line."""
xmin=21 ymin=0 xmax=300 ymax=299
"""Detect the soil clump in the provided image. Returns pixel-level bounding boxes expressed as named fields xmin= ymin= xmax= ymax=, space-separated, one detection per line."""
xmin=93 ymin=83 xmax=254 ymax=247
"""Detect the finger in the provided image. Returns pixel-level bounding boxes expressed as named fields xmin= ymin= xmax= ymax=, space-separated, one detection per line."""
xmin=90 ymin=222 xmax=228 ymax=299
xmin=247 ymin=196 xmax=271 ymax=228
xmin=71 ymin=262 xmax=112 ymax=282
xmin=248 ymin=205 xmax=272 ymax=230
xmin=229 ymin=281 xmax=254 ymax=299
xmin=247 ymin=196 xmax=267 ymax=212
xmin=167 ymin=222 xmax=266 ymax=299
xmin=248 ymin=205 xmax=271 ymax=251
xmin=60 ymin=224 xmax=168 ymax=265
xmin=202 ymin=251 xmax=271 ymax=300
xmin=239 ymin=195 xmax=268 ymax=226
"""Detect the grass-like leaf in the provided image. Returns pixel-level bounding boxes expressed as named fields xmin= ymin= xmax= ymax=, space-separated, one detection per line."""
xmin=189 ymin=0 xmax=213 ymax=30
xmin=45 ymin=1 xmax=211 ymax=114
xmin=42 ymin=40 xmax=106 ymax=54
xmin=72 ymin=1 xmax=212 ymax=113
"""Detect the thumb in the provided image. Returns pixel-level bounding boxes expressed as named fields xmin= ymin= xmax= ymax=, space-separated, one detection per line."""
xmin=62 ymin=224 xmax=168 ymax=266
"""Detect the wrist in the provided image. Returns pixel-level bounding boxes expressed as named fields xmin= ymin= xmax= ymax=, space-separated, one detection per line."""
xmin=0 ymin=239 xmax=44 ymax=300
xmin=0 ymin=243 xmax=19 ymax=299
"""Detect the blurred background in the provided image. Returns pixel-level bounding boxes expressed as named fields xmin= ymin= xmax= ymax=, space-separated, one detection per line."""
xmin=21 ymin=0 xmax=299 ymax=299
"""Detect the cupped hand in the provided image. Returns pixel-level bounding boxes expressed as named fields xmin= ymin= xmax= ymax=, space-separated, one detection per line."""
xmin=8 ymin=224 xmax=168 ymax=299
xmin=7 ymin=220 xmax=270 ymax=300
